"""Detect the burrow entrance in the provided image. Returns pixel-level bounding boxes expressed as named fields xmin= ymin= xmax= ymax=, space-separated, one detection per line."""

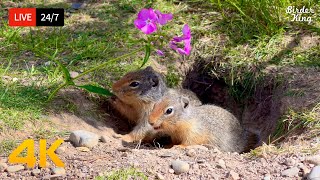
xmin=182 ymin=61 xmax=285 ymax=145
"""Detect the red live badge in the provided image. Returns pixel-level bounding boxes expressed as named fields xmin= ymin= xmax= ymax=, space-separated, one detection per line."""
xmin=9 ymin=8 xmax=36 ymax=27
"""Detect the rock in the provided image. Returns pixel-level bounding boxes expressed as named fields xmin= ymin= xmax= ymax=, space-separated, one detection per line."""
xmin=171 ymin=160 xmax=190 ymax=174
xmin=44 ymin=61 xmax=51 ymax=66
xmin=263 ymin=174 xmax=271 ymax=180
xmin=186 ymin=149 xmax=196 ymax=157
xmin=281 ymin=167 xmax=300 ymax=177
xmin=69 ymin=130 xmax=99 ymax=148
xmin=6 ymin=165 xmax=25 ymax=173
xmin=168 ymin=169 xmax=174 ymax=174
xmin=31 ymin=169 xmax=41 ymax=176
xmin=100 ymin=135 xmax=109 ymax=143
xmin=70 ymin=71 xmax=79 ymax=78
xmin=306 ymin=155 xmax=320 ymax=166
xmin=217 ymin=159 xmax=226 ymax=169
xmin=156 ymin=173 xmax=165 ymax=180
xmin=55 ymin=146 xmax=66 ymax=154
xmin=284 ymin=158 xmax=296 ymax=166
xmin=0 ymin=162 xmax=8 ymax=171
xmin=0 ymin=158 xmax=7 ymax=163
xmin=228 ymin=170 xmax=240 ymax=180
xmin=308 ymin=166 xmax=320 ymax=180
xmin=52 ymin=167 xmax=66 ymax=175
xmin=76 ymin=147 xmax=90 ymax=152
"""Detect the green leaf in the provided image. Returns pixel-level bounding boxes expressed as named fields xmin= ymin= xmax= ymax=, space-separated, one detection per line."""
xmin=51 ymin=49 xmax=73 ymax=84
xmin=140 ymin=44 xmax=151 ymax=68
xmin=77 ymin=84 xmax=114 ymax=96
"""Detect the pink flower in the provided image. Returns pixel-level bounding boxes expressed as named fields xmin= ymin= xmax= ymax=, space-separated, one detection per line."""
xmin=155 ymin=10 xmax=173 ymax=25
xmin=170 ymin=24 xmax=192 ymax=55
xmin=134 ymin=8 xmax=158 ymax=34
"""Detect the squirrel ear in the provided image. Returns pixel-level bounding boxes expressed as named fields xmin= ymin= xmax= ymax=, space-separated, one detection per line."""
xmin=180 ymin=96 xmax=190 ymax=109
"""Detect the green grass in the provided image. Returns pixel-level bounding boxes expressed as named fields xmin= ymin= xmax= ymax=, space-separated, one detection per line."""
xmin=0 ymin=82 xmax=48 ymax=130
xmin=0 ymin=139 xmax=18 ymax=156
xmin=272 ymin=103 xmax=320 ymax=143
xmin=166 ymin=66 xmax=181 ymax=88
xmin=95 ymin=167 xmax=148 ymax=180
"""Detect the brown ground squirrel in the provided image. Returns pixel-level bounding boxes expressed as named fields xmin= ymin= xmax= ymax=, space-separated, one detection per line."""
xmin=148 ymin=94 xmax=255 ymax=152
xmin=110 ymin=66 xmax=201 ymax=143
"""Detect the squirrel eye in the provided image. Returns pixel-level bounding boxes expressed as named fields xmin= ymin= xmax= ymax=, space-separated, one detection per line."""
xmin=165 ymin=108 xmax=173 ymax=115
xmin=129 ymin=81 xmax=140 ymax=87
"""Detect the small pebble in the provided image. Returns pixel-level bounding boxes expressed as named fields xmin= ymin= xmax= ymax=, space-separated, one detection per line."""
xmin=31 ymin=169 xmax=41 ymax=176
xmin=281 ymin=167 xmax=300 ymax=177
xmin=0 ymin=162 xmax=8 ymax=171
xmin=69 ymin=130 xmax=99 ymax=148
xmin=284 ymin=158 xmax=296 ymax=166
xmin=156 ymin=173 xmax=165 ymax=180
xmin=263 ymin=174 xmax=271 ymax=180
xmin=186 ymin=149 xmax=196 ymax=157
xmin=70 ymin=71 xmax=79 ymax=78
xmin=76 ymin=147 xmax=90 ymax=152
xmin=100 ymin=135 xmax=109 ymax=143
xmin=6 ymin=165 xmax=25 ymax=173
xmin=169 ymin=169 xmax=174 ymax=174
xmin=217 ymin=159 xmax=226 ymax=169
xmin=52 ymin=167 xmax=66 ymax=175
xmin=55 ymin=146 xmax=66 ymax=154
xmin=171 ymin=160 xmax=190 ymax=174
xmin=228 ymin=170 xmax=240 ymax=180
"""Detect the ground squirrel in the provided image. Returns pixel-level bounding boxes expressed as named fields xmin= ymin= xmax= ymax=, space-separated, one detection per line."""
xmin=110 ymin=66 xmax=201 ymax=143
xmin=148 ymin=94 xmax=255 ymax=152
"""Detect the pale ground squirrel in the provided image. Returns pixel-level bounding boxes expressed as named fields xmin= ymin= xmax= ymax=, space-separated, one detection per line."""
xmin=110 ymin=66 xmax=201 ymax=143
xmin=148 ymin=93 xmax=259 ymax=152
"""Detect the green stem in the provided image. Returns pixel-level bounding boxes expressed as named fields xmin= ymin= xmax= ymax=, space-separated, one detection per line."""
xmin=73 ymin=47 xmax=144 ymax=80
xmin=48 ymin=47 xmax=145 ymax=101
xmin=47 ymin=82 xmax=68 ymax=101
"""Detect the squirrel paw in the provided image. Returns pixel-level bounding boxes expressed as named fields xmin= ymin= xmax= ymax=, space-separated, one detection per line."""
xmin=112 ymin=133 xmax=123 ymax=139
xmin=121 ymin=134 xmax=135 ymax=143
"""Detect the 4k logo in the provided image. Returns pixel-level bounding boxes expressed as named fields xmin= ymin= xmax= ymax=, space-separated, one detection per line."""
xmin=8 ymin=139 xmax=65 ymax=168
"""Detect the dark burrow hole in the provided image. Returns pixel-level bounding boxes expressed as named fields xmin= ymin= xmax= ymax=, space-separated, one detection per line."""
xmin=182 ymin=60 xmax=285 ymax=150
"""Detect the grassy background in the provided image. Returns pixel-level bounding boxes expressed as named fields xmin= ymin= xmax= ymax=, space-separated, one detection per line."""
xmin=0 ymin=0 xmax=319 ymax=157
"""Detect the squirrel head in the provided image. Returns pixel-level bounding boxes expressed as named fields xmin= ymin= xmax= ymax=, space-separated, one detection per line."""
xmin=149 ymin=95 xmax=190 ymax=132
xmin=112 ymin=66 xmax=167 ymax=103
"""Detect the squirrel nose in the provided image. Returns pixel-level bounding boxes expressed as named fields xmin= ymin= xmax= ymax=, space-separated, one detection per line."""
xmin=150 ymin=76 xmax=159 ymax=87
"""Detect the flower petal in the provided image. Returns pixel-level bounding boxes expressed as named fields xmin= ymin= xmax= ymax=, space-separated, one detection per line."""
xmin=184 ymin=39 xmax=191 ymax=55
xmin=134 ymin=19 xmax=146 ymax=29
xmin=148 ymin=8 xmax=157 ymax=20
xmin=155 ymin=10 xmax=173 ymax=25
xmin=137 ymin=9 xmax=150 ymax=20
xmin=140 ymin=22 xmax=157 ymax=34
xmin=169 ymin=41 xmax=178 ymax=50
xmin=182 ymin=24 xmax=191 ymax=39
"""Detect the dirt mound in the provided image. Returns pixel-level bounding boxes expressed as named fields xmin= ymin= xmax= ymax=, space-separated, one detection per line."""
xmin=183 ymin=61 xmax=320 ymax=144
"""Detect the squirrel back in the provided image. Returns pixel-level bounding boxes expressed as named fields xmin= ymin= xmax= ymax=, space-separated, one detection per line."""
xmin=149 ymin=94 xmax=250 ymax=152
